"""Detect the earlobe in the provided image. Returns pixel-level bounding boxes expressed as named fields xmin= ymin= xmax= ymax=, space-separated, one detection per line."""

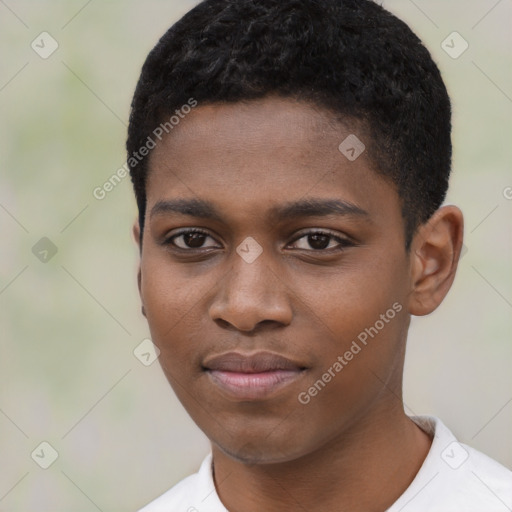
xmin=408 ymin=205 xmax=464 ymax=316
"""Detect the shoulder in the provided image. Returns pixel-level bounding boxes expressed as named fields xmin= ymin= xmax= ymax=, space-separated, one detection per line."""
xmin=137 ymin=453 xmax=227 ymax=512
xmin=454 ymin=442 xmax=512 ymax=508
xmin=388 ymin=415 xmax=512 ymax=512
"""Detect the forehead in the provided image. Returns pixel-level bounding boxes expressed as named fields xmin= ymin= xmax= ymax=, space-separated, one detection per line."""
xmin=145 ymin=96 xmax=399 ymax=226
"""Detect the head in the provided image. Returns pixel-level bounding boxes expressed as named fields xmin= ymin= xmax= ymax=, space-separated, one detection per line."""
xmin=127 ymin=0 xmax=463 ymax=463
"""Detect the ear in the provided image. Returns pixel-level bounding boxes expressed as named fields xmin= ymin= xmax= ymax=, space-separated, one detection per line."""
xmin=132 ymin=219 xmax=146 ymax=318
xmin=408 ymin=205 xmax=464 ymax=316
xmin=132 ymin=218 xmax=142 ymax=252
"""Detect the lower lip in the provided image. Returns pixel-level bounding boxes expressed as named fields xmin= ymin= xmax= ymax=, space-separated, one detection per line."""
xmin=207 ymin=370 xmax=303 ymax=400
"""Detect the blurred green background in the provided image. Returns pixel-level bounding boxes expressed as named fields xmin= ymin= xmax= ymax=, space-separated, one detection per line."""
xmin=1 ymin=1 xmax=511 ymax=510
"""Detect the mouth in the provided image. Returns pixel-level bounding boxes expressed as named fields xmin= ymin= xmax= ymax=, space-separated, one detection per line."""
xmin=202 ymin=351 xmax=307 ymax=401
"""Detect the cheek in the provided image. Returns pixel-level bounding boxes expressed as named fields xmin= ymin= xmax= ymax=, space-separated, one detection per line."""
xmin=141 ymin=247 xmax=207 ymax=318
xmin=291 ymin=305 xmax=408 ymax=451
xmin=140 ymin=256 xmax=202 ymax=352
xmin=292 ymin=249 xmax=408 ymax=338
xmin=292 ymin=255 xmax=409 ymax=399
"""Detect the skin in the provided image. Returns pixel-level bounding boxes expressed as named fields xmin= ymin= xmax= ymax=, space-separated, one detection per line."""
xmin=133 ymin=96 xmax=464 ymax=512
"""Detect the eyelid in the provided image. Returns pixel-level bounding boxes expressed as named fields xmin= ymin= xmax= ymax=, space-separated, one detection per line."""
xmin=165 ymin=228 xmax=221 ymax=250
xmin=288 ymin=228 xmax=352 ymax=243
xmin=287 ymin=229 xmax=354 ymax=251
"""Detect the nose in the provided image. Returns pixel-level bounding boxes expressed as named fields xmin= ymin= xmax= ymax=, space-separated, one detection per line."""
xmin=208 ymin=252 xmax=293 ymax=332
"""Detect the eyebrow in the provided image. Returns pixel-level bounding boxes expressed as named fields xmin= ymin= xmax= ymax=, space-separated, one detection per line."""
xmin=150 ymin=197 xmax=369 ymax=223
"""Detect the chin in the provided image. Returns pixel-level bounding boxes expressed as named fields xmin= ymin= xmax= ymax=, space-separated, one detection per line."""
xmin=211 ymin=425 xmax=315 ymax=466
xmin=218 ymin=443 xmax=296 ymax=465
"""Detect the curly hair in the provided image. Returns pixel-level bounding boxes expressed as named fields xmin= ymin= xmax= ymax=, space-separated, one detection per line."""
xmin=126 ymin=0 xmax=452 ymax=249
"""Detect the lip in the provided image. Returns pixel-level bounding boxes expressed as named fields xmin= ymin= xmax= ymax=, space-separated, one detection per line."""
xmin=203 ymin=351 xmax=307 ymax=400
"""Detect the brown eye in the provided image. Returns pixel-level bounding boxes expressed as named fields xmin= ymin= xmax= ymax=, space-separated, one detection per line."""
xmin=307 ymin=233 xmax=331 ymax=250
xmin=168 ymin=229 xmax=219 ymax=250
xmin=289 ymin=230 xmax=353 ymax=252
xmin=182 ymin=232 xmax=207 ymax=248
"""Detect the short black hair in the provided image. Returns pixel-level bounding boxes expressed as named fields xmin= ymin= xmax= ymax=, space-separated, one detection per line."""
xmin=127 ymin=0 xmax=452 ymax=249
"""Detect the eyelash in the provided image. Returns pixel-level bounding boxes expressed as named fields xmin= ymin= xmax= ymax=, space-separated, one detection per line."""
xmin=164 ymin=228 xmax=354 ymax=254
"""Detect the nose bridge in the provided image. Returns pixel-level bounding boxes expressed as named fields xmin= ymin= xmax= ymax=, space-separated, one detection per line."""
xmin=228 ymin=233 xmax=275 ymax=298
xmin=209 ymin=243 xmax=292 ymax=331
xmin=230 ymin=249 xmax=271 ymax=297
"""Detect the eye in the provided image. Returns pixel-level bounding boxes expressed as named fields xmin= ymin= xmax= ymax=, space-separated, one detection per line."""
xmin=288 ymin=230 xmax=353 ymax=252
xmin=164 ymin=228 xmax=353 ymax=253
xmin=166 ymin=229 xmax=220 ymax=250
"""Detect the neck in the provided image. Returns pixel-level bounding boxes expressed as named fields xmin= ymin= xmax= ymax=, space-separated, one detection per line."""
xmin=211 ymin=404 xmax=432 ymax=512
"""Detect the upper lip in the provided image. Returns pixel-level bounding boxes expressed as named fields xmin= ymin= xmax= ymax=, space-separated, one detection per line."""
xmin=203 ymin=351 xmax=305 ymax=373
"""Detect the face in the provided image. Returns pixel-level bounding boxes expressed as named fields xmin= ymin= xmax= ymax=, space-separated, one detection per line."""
xmin=137 ymin=96 xmax=414 ymax=464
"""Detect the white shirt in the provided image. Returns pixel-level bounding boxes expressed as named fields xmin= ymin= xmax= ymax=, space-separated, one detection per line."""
xmin=138 ymin=415 xmax=512 ymax=511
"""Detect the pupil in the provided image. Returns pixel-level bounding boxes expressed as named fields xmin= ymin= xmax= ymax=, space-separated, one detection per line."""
xmin=309 ymin=233 xmax=330 ymax=250
xmin=185 ymin=232 xmax=206 ymax=248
